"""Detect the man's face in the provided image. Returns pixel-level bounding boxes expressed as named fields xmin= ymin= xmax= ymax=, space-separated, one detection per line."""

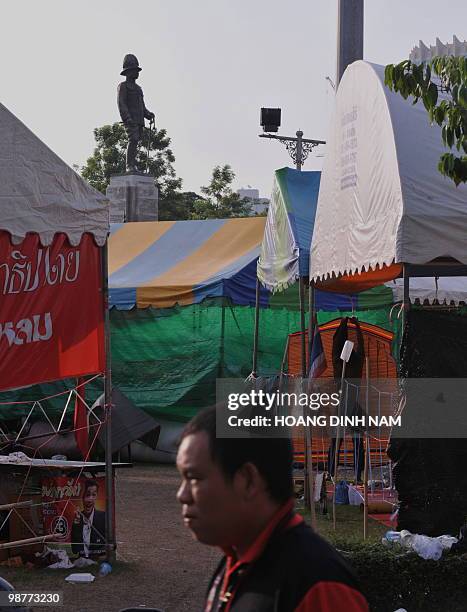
xmin=176 ymin=432 xmax=245 ymax=548
xmin=83 ymin=485 xmax=98 ymax=514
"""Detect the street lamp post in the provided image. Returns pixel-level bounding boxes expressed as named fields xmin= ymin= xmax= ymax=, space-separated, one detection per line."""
xmin=257 ymin=121 xmax=324 ymax=524
xmin=258 ymin=130 xmax=325 ymax=172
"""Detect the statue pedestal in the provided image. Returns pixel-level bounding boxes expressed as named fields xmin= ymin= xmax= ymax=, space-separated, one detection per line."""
xmin=106 ymin=174 xmax=158 ymax=223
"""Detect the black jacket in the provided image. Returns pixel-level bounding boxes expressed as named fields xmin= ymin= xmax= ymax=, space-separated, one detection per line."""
xmin=205 ymin=507 xmax=367 ymax=611
xmin=71 ymin=509 xmax=106 ymax=556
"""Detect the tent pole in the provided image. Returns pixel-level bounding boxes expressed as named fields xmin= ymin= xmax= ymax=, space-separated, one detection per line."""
xmin=252 ymin=278 xmax=260 ymax=377
xmin=299 ymin=278 xmax=316 ymax=525
xmin=308 ymin=281 xmax=315 ymax=362
xmin=299 ymin=278 xmax=307 ymax=376
xmin=218 ymin=299 xmax=226 ymax=378
xmin=278 ymin=336 xmax=290 ymax=396
xmin=333 ymin=359 xmax=347 ymax=530
xmin=298 ymin=278 xmax=308 ymax=505
xmin=307 ymin=280 xmax=317 ymax=530
xmin=403 ymin=264 xmax=410 ymax=330
xmin=102 ymin=242 xmax=115 ymax=564
xmin=363 ymin=357 xmax=370 ymax=539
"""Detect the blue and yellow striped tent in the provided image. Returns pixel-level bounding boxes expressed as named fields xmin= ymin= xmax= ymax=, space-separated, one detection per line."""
xmin=105 ymin=204 xmax=394 ymax=423
xmin=108 ymin=217 xmax=267 ymax=309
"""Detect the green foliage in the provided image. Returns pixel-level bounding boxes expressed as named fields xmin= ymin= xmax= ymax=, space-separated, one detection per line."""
xmin=341 ymin=541 xmax=467 ymax=612
xmin=301 ymin=505 xmax=467 ymax=611
xmin=81 ymin=122 xmax=182 ymax=196
xmin=190 ymin=165 xmax=252 ymax=219
xmin=81 ymin=127 xmax=252 ymax=220
xmin=385 ymin=56 xmax=467 ymax=185
xmin=158 ymin=190 xmax=205 ymax=221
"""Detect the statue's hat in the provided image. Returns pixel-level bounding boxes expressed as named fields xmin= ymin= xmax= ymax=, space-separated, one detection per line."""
xmin=121 ymin=54 xmax=142 ymax=76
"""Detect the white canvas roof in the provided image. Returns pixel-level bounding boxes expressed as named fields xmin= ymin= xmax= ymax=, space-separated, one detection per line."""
xmin=388 ymin=277 xmax=467 ymax=305
xmin=310 ymin=60 xmax=467 ymax=284
xmin=0 ymin=102 xmax=109 ymax=245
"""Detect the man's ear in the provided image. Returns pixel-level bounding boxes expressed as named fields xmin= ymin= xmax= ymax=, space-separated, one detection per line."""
xmin=235 ymin=462 xmax=265 ymax=501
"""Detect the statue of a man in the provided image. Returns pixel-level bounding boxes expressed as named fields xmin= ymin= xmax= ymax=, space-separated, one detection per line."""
xmin=117 ymin=54 xmax=155 ymax=173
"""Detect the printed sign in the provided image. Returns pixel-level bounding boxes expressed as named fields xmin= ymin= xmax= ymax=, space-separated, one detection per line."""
xmin=41 ymin=475 xmax=109 ymax=557
xmin=0 ymin=232 xmax=105 ymax=390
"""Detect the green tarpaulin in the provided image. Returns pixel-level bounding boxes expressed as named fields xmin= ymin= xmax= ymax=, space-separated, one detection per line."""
xmin=0 ymin=286 xmax=397 ymax=422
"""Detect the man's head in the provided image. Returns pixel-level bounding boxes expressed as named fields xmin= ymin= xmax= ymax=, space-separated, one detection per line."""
xmin=82 ymin=479 xmax=98 ymax=515
xmin=176 ymin=405 xmax=293 ymax=549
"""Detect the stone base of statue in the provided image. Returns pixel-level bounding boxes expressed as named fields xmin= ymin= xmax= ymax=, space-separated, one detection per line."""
xmin=106 ymin=173 xmax=158 ymax=223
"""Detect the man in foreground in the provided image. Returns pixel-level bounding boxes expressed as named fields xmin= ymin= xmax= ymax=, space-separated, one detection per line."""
xmin=176 ymin=405 xmax=368 ymax=611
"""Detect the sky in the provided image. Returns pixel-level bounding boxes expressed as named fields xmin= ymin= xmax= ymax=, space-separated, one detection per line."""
xmin=2 ymin=0 xmax=467 ymax=197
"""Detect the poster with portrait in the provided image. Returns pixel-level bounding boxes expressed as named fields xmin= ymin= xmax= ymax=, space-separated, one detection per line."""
xmin=41 ymin=475 xmax=111 ymax=557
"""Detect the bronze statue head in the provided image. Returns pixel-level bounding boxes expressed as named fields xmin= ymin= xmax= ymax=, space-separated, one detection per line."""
xmin=121 ymin=54 xmax=142 ymax=76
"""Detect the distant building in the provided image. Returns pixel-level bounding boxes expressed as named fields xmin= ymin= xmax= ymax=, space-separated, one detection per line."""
xmin=410 ymin=35 xmax=467 ymax=63
xmin=237 ymin=187 xmax=269 ymax=215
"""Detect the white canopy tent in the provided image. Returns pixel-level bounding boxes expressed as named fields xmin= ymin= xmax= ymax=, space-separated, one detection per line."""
xmin=310 ymin=61 xmax=467 ymax=292
xmin=388 ymin=277 xmax=467 ymax=305
xmin=0 ymin=102 xmax=108 ymax=245
xmin=0 ymin=101 xmax=113 ymax=559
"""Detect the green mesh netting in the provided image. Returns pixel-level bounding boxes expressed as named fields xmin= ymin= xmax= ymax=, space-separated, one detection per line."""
xmin=0 ymin=287 xmax=398 ymax=423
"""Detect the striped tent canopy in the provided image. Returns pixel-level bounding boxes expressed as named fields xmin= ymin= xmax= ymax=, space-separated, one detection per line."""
xmin=256 ymin=167 xmax=393 ymax=310
xmin=108 ymin=216 xmax=394 ymax=311
xmin=257 ymin=167 xmax=320 ymax=291
xmin=108 ymin=217 xmax=268 ymax=309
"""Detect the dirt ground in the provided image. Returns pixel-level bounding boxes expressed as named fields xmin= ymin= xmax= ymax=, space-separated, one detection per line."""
xmin=1 ymin=464 xmax=219 ymax=612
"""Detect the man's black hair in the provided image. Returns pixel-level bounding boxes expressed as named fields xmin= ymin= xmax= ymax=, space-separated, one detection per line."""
xmin=83 ymin=478 xmax=98 ymax=496
xmin=180 ymin=405 xmax=294 ymax=503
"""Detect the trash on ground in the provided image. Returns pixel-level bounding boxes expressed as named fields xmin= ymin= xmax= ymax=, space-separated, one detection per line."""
xmin=382 ymin=529 xmax=457 ymax=560
xmin=65 ymin=572 xmax=95 ymax=583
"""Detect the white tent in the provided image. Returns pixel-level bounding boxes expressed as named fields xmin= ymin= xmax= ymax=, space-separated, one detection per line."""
xmin=388 ymin=277 xmax=467 ymax=305
xmin=0 ymin=102 xmax=108 ymax=245
xmin=310 ymin=61 xmax=467 ymax=290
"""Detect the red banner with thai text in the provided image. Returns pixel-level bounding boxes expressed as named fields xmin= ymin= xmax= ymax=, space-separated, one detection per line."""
xmin=0 ymin=232 xmax=105 ymax=391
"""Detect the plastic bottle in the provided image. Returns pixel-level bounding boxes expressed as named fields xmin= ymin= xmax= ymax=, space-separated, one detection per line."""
xmin=382 ymin=530 xmax=401 ymax=546
xmin=98 ymin=562 xmax=112 ymax=576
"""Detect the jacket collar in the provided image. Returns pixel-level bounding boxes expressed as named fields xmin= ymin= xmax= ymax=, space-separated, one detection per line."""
xmin=223 ymin=498 xmax=302 ymax=567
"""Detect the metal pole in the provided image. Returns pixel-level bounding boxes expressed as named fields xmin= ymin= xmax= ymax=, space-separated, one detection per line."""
xmin=363 ymin=357 xmax=370 ymax=539
xmin=333 ymin=359 xmax=347 ymax=530
xmin=278 ymin=336 xmax=290 ymax=398
xmin=0 ymin=535 xmax=57 ymax=550
xmin=252 ymin=278 xmax=260 ymax=377
xmin=296 ymin=130 xmax=303 ymax=171
xmin=299 ymin=278 xmax=316 ymax=528
xmin=403 ymin=264 xmax=410 ymax=330
xmin=299 ymin=277 xmax=309 ymax=505
xmin=337 ymin=0 xmax=364 ymax=87
xmin=308 ymin=281 xmax=316 ymax=363
xmin=102 ymin=243 xmax=116 ymax=564
xmin=218 ymin=300 xmax=226 ymax=378
xmin=299 ymin=278 xmax=307 ymax=377
xmin=306 ymin=280 xmax=318 ymax=530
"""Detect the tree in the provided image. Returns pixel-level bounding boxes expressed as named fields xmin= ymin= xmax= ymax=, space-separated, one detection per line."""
xmin=81 ymin=122 xmax=182 ymax=196
xmin=190 ymin=165 xmax=252 ymax=219
xmin=385 ymin=56 xmax=467 ymax=185
xmin=158 ymin=191 xmax=204 ymax=221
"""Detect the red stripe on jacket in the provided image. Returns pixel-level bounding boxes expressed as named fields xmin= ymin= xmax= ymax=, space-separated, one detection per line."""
xmin=294 ymin=581 xmax=369 ymax=612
